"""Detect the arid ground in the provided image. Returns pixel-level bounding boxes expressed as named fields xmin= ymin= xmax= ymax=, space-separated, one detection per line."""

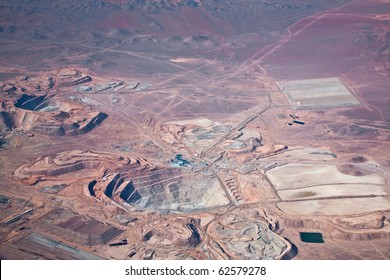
xmin=0 ymin=0 xmax=389 ymax=260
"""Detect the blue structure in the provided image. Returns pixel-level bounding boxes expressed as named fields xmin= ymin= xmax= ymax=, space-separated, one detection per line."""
xmin=171 ymin=154 xmax=190 ymax=167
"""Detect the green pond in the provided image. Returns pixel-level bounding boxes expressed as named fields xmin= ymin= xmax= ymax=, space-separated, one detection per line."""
xmin=299 ymin=232 xmax=324 ymax=243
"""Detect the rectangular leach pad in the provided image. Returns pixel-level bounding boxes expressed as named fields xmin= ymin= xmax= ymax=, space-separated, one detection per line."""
xmin=277 ymin=77 xmax=360 ymax=109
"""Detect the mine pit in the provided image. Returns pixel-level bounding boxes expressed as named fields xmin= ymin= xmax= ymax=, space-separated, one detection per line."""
xmin=13 ymin=150 xmax=229 ymax=213
xmin=57 ymin=69 xmax=92 ymax=87
xmin=2 ymin=91 xmax=107 ymax=137
xmin=208 ymin=216 xmax=288 ymax=260
xmin=97 ymin=166 xmax=230 ymax=212
xmin=14 ymin=94 xmax=48 ymax=111
xmin=163 ymin=118 xmax=233 ymax=155
xmin=139 ymin=218 xmax=202 ymax=249
xmin=13 ymin=150 xmax=122 ymax=185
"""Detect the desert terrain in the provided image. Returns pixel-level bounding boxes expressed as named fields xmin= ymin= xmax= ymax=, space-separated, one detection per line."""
xmin=0 ymin=0 xmax=389 ymax=260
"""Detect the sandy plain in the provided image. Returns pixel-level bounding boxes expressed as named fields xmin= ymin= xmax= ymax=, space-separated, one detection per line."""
xmin=0 ymin=0 xmax=389 ymax=260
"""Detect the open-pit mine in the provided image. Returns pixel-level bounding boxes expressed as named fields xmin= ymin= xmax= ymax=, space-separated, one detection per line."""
xmin=0 ymin=0 xmax=389 ymax=260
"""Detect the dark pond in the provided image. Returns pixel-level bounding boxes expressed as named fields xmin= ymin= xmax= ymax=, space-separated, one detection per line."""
xmin=299 ymin=232 xmax=324 ymax=243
